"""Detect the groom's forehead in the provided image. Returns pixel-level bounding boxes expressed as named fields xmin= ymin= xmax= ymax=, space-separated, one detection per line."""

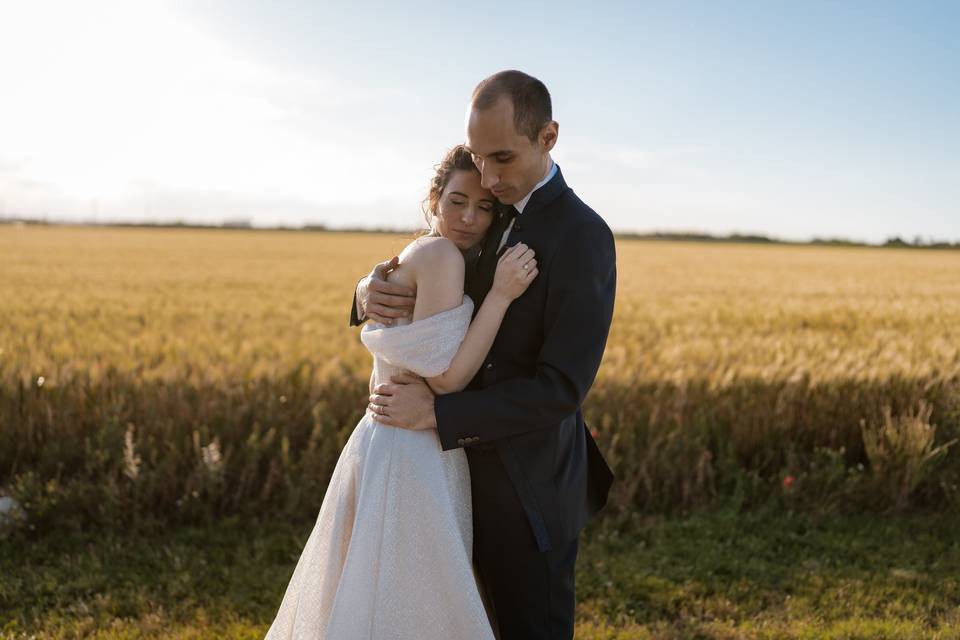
xmin=465 ymin=127 xmax=520 ymax=157
xmin=466 ymin=103 xmax=521 ymax=154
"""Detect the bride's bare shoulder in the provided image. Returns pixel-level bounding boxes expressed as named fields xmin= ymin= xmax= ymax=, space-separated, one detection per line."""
xmin=387 ymin=236 xmax=462 ymax=290
xmin=401 ymin=235 xmax=464 ymax=271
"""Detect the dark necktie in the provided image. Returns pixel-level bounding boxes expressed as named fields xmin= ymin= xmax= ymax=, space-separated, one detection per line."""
xmin=465 ymin=205 xmax=518 ymax=311
xmin=496 ymin=205 xmax=520 ymax=255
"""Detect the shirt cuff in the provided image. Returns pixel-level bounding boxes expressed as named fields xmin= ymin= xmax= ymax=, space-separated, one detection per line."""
xmin=355 ymin=295 xmax=366 ymax=323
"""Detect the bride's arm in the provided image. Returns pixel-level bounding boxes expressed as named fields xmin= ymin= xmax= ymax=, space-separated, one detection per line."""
xmin=411 ymin=238 xmax=536 ymax=395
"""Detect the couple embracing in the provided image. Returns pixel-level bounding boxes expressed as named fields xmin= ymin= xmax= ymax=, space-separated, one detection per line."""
xmin=266 ymin=69 xmax=616 ymax=640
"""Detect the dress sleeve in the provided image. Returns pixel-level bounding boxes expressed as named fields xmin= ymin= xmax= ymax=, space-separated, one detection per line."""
xmin=360 ymin=297 xmax=474 ymax=377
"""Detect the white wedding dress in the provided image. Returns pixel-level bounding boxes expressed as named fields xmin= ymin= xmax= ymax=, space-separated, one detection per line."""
xmin=265 ymin=295 xmax=496 ymax=640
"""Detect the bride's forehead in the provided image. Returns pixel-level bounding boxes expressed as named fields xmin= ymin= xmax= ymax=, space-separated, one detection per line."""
xmin=445 ymin=170 xmax=484 ymax=190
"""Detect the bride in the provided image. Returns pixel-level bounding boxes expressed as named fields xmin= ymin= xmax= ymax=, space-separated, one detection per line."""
xmin=265 ymin=144 xmax=538 ymax=639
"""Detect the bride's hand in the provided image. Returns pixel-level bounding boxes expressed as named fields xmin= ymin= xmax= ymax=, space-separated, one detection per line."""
xmin=491 ymin=243 xmax=538 ymax=302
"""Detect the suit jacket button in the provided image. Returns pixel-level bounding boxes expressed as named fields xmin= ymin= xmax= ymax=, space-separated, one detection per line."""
xmin=485 ymin=362 xmax=494 ymax=370
xmin=457 ymin=438 xmax=465 ymax=446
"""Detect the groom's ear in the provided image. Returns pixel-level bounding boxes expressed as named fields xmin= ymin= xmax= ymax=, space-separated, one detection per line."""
xmin=539 ymin=120 xmax=559 ymax=153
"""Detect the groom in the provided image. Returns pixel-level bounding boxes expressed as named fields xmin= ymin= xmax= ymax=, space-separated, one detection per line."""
xmin=349 ymin=70 xmax=616 ymax=639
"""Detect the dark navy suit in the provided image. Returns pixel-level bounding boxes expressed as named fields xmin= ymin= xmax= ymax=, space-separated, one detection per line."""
xmin=350 ymin=165 xmax=615 ymax=639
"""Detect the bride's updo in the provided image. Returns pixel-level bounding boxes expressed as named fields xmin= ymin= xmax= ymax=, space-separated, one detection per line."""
xmin=421 ymin=145 xmax=506 ymax=235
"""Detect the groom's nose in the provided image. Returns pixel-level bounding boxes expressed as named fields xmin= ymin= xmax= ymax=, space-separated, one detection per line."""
xmin=479 ymin=162 xmax=498 ymax=190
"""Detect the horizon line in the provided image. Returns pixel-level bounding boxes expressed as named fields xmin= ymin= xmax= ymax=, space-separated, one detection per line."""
xmin=3 ymin=216 xmax=959 ymax=250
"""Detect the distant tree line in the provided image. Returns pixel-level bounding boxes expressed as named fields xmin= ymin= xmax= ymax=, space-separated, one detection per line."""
xmin=1 ymin=216 xmax=958 ymax=249
xmin=611 ymin=230 xmax=960 ymax=249
xmin=878 ymin=235 xmax=960 ymax=249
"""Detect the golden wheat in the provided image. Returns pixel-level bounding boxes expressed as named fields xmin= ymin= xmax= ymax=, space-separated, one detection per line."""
xmin=2 ymin=225 xmax=959 ymax=530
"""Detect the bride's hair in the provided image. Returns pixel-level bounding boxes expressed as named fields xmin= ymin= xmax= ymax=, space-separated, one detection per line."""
xmin=420 ymin=145 xmax=505 ymax=236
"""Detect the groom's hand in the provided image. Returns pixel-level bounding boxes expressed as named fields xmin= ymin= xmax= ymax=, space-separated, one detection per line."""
xmin=358 ymin=256 xmax=416 ymax=325
xmin=368 ymin=372 xmax=437 ymax=431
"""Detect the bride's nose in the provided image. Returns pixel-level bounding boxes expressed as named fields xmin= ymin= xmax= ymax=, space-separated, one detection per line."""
xmin=461 ymin=206 xmax=475 ymax=226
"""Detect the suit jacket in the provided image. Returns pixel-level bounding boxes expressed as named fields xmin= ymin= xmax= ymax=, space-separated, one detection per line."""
xmin=350 ymin=165 xmax=615 ymax=552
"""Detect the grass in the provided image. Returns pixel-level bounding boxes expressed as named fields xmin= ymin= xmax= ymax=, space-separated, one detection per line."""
xmin=3 ymin=505 xmax=960 ymax=639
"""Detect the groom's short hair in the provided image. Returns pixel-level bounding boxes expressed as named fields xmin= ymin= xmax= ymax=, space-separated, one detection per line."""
xmin=471 ymin=70 xmax=552 ymax=143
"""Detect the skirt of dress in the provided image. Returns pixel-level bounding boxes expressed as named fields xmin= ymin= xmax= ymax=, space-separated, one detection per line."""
xmin=264 ymin=412 xmax=496 ymax=640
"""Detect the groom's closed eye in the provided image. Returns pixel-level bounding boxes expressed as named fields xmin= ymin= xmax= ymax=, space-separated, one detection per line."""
xmin=470 ymin=151 xmax=514 ymax=165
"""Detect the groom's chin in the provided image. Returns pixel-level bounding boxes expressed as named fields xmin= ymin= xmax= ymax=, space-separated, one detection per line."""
xmin=491 ymin=186 xmax=516 ymax=204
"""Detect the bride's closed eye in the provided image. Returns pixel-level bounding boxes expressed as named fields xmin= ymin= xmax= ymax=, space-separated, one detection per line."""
xmin=450 ymin=196 xmax=492 ymax=211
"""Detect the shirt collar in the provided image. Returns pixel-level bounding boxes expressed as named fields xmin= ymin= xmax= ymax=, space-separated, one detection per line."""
xmin=513 ymin=158 xmax=557 ymax=214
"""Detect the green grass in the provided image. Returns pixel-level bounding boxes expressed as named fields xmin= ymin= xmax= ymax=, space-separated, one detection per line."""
xmin=3 ymin=505 xmax=960 ymax=639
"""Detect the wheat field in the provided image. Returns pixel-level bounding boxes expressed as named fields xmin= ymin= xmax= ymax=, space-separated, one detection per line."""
xmin=2 ymin=225 xmax=960 ymax=533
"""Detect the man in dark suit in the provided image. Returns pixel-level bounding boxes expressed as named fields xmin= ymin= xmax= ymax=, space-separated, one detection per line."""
xmin=351 ymin=70 xmax=615 ymax=640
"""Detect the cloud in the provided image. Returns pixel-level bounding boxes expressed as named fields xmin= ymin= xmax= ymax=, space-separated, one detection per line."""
xmin=555 ymin=140 xmax=775 ymax=234
xmin=0 ymin=0 xmax=426 ymax=218
xmin=0 ymin=3 xmax=799 ymax=236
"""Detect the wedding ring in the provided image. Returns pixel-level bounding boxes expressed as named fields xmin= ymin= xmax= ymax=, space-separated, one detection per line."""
xmin=523 ymin=263 xmax=529 ymax=270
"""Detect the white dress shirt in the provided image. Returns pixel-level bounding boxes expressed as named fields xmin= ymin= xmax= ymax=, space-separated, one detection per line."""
xmin=496 ymin=158 xmax=557 ymax=253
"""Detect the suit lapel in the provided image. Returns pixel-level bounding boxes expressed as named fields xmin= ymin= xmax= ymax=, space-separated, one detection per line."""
xmin=466 ymin=165 xmax=570 ymax=313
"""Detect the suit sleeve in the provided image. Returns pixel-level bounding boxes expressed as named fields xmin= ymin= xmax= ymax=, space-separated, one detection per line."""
xmin=434 ymin=219 xmax=617 ymax=450
xmin=349 ymin=276 xmax=367 ymax=327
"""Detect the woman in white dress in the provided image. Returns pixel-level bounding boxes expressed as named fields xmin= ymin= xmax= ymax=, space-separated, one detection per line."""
xmin=265 ymin=145 xmax=539 ymax=640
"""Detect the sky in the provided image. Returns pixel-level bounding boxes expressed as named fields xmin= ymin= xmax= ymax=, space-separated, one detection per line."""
xmin=0 ymin=0 xmax=957 ymax=243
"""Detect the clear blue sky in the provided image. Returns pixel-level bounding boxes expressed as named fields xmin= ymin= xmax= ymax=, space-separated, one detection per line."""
xmin=0 ymin=0 xmax=957 ymax=242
